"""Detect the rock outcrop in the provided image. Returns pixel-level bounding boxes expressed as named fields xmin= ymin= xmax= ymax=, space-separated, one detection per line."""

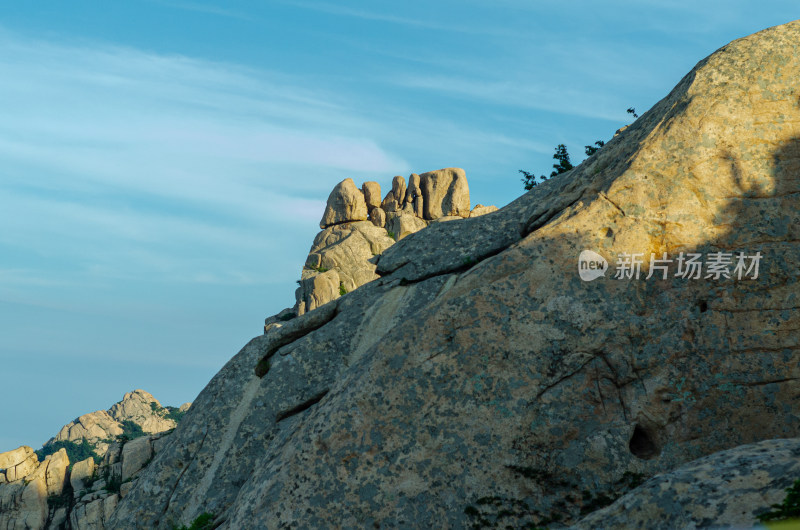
xmin=107 ymin=21 xmax=800 ymax=529
xmin=420 ymin=167 xmax=470 ymax=219
xmin=0 ymin=449 xmax=69 ymax=530
xmin=48 ymin=389 xmax=188 ymax=457
xmin=291 ymin=169 xmax=496 ymax=316
xmin=319 ymin=178 xmax=368 ymax=228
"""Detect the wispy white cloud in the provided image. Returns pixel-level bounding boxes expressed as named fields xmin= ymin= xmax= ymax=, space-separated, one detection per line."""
xmin=0 ymin=28 xmax=408 ymax=290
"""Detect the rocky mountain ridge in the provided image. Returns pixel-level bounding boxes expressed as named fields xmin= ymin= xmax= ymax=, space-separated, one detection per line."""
xmin=4 ymin=20 xmax=800 ymax=529
xmin=107 ymin=20 xmax=800 ymax=528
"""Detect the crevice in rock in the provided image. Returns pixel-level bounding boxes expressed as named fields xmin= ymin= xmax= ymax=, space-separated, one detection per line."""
xmin=519 ymin=187 xmax=587 ymax=238
xmin=256 ymin=304 xmax=338 ymax=377
xmin=158 ymin=428 xmax=209 ymax=523
xmin=598 ymin=192 xmax=626 ymax=217
xmin=276 ymin=390 xmax=329 ymax=423
xmin=382 ymin=242 xmax=510 ymax=288
xmin=628 ymin=424 xmax=659 ymax=460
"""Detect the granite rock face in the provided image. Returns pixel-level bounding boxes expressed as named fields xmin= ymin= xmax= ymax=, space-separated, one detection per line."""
xmin=96 ymin=21 xmax=800 ymax=528
xmin=361 ymin=181 xmax=382 ymax=210
xmin=0 ymin=449 xmax=68 ymax=530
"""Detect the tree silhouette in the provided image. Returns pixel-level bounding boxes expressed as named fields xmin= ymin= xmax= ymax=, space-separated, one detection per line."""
xmin=585 ymin=140 xmax=605 ymax=156
xmin=520 ymin=143 xmax=574 ymax=190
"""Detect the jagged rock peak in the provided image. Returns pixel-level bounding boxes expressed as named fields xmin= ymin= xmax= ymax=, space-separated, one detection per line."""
xmin=292 ymin=169 xmax=496 ymax=317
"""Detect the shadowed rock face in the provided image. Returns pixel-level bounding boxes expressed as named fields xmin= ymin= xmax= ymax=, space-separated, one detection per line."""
xmin=110 ymin=21 xmax=800 ymax=529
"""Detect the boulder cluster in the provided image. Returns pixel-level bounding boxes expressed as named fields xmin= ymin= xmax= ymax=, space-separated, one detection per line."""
xmin=291 ymin=168 xmax=497 ymax=316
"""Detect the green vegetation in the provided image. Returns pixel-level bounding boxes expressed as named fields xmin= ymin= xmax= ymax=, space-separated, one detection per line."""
xmin=585 ymin=140 xmax=605 ymax=156
xmin=757 ymin=479 xmax=800 ymax=524
xmin=164 ymin=406 xmax=186 ymax=423
xmin=105 ymin=469 xmax=122 ymax=493
xmin=339 ymin=282 xmax=348 ymax=296
xmin=314 ymin=266 xmax=329 ymax=273
xmin=520 ymin=143 xmax=574 ymax=190
xmin=151 ymin=401 xmax=187 ymax=423
xmin=520 ymin=106 xmax=643 ymax=190
xmin=387 ymin=230 xmax=396 ymax=241
xmin=117 ymin=419 xmax=146 ymax=443
xmin=47 ymin=492 xmax=71 ymax=509
xmin=35 ymin=439 xmax=101 ymax=467
xmin=172 ymin=512 xmax=216 ymax=530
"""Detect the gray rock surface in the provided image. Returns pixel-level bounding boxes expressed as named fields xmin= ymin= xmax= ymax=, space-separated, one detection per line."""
xmin=469 ymin=204 xmax=498 ymax=217
xmin=0 ymin=449 xmax=68 ymax=530
xmin=385 ymin=211 xmax=428 ymax=240
xmin=297 ymin=172 xmax=491 ymax=313
xmin=368 ymin=206 xmax=386 ymax=228
xmin=1 ymin=21 xmax=795 ymax=530
xmin=70 ymin=457 xmax=96 ymax=496
xmin=0 ymin=391 xmax=188 ymax=530
xmin=121 ymin=437 xmax=152 ymax=482
xmin=403 ymin=172 xmax=423 ymax=217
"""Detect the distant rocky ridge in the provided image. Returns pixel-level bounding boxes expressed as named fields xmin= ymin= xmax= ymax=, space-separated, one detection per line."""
xmin=289 ymin=168 xmax=497 ymax=317
xmin=45 ymin=390 xmax=190 ymax=458
xmin=0 ymin=390 xmax=189 ymax=529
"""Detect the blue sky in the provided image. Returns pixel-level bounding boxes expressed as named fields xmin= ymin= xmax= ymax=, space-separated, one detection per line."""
xmin=1 ymin=2 xmax=797 ymax=450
